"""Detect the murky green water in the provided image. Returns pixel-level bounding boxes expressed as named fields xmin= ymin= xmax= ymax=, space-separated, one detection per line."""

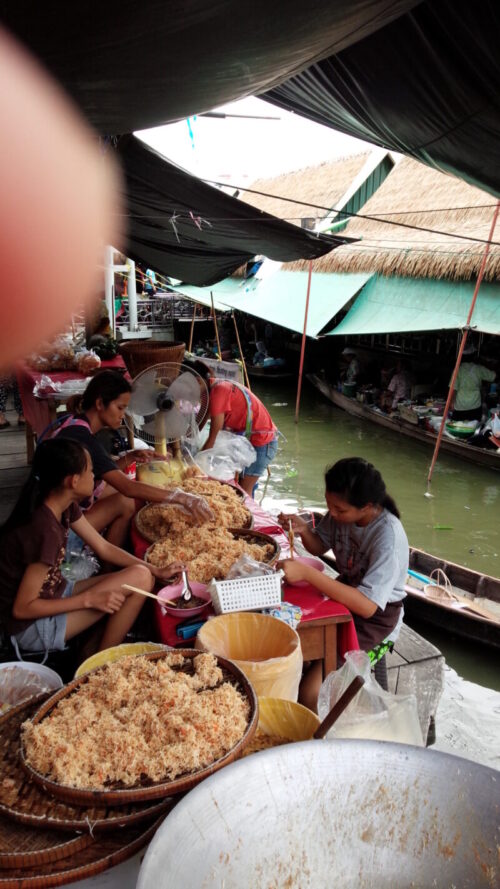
xmin=252 ymin=379 xmax=500 ymax=689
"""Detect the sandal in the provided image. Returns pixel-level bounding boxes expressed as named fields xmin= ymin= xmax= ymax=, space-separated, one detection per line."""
xmin=0 ymin=420 xmax=11 ymax=430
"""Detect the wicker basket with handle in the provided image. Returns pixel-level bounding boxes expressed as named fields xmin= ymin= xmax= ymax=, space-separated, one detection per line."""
xmin=424 ymin=568 xmax=455 ymax=604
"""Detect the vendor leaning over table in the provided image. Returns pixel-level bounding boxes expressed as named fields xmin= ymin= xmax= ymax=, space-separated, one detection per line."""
xmin=192 ymin=360 xmax=278 ymax=498
xmin=279 ymin=458 xmax=409 ymax=711
xmin=51 ymin=370 xmax=213 ymax=548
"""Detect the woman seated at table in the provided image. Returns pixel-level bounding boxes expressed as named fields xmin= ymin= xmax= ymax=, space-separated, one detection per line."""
xmin=0 ymin=439 xmax=183 ymax=661
xmin=53 ymin=369 xmax=212 ymax=548
xmin=279 ymin=457 xmax=408 ymax=711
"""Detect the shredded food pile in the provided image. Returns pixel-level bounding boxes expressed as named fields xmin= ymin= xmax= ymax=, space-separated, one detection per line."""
xmin=138 ymin=478 xmax=251 ymax=541
xmin=22 ymin=653 xmax=250 ymax=790
xmin=242 ymin=733 xmax=290 ymax=756
xmin=146 ymin=527 xmax=275 ymax=583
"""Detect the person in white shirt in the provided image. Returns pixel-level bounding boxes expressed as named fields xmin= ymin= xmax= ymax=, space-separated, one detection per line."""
xmin=450 ymin=347 xmax=496 ymax=421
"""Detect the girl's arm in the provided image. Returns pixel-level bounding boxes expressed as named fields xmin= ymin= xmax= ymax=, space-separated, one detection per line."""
xmin=278 ymin=561 xmax=377 ymax=618
xmin=201 ymin=413 xmax=224 ymax=450
xmin=12 ymin=564 xmax=126 ymax=619
xmin=70 ymin=515 xmax=183 ymax=583
xmin=100 ymin=468 xmax=213 ymax=520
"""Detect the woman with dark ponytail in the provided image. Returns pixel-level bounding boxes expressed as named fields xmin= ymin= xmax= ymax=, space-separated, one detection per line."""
xmin=0 ymin=440 xmax=183 ymax=661
xmin=279 ymin=457 xmax=408 ymax=710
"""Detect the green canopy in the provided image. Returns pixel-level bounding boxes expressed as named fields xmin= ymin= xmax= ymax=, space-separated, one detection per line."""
xmin=329 ymin=276 xmax=500 ymax=336
xmin=171 ymin=271 xmax=373 ymax=337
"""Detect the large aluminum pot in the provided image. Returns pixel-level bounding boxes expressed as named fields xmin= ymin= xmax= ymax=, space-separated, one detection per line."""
xmin=138 ymin=740 xmax=498 ymax=888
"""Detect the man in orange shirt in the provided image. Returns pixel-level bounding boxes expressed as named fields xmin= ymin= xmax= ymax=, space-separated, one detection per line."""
xmin=194 ymin=362 xmax=278 ymax=497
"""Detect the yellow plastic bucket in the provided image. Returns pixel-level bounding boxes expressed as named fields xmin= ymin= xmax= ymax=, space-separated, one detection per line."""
xmin=196 ymin=613 xmax=303 ymax=701
xmin=257 ymin=697 xmax=320 ymax=740
xmin=74 ymin=642 xmax=167 ymax=678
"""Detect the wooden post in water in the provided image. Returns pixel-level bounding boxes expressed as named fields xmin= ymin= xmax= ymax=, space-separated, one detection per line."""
xmin=232 ymin=310 xmax=251 ymax=391
xmin=426 ymin=200 xmax=500 ymax=490
xmin=295 ymin=259 xmax=313 ymax=424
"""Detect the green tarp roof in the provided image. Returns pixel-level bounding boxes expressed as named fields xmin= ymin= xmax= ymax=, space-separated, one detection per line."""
xmin=328 ymin=276 xmax=500 ymax=336
xmin=172 ymin=271 xmax=373 ymax=337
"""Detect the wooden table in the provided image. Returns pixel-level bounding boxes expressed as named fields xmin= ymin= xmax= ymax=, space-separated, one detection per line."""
xmin=297 ymin=612 xmax=353 ymax=677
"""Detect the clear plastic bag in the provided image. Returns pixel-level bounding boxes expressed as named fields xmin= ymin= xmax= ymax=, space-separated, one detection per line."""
xmin=225 ymin=554 xmax=276 ymax=579
xmin=194 ymin=431 xmax=256 ymax=480
xmin=0 ymin=663 xmax=62 ymax=714
xmin=318 ymin=650 xmax=424 ymax=746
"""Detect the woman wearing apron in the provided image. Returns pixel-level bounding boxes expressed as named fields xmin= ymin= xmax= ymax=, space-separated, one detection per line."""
xmin=279 ymin=457 xmax=409 ymax=711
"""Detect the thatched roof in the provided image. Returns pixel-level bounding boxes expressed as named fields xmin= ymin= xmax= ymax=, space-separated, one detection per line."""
xmin=241 ymin=154 xmax=369 ymax=226
xmin=286 ymin=157 xmax=500 ymax=281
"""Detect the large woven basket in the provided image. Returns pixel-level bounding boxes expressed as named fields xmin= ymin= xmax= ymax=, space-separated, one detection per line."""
xmin=119 ymin=340 xmax=185 ymax=377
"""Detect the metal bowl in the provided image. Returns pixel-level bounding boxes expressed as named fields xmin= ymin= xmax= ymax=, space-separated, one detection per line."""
xmin=138 ymin=740 xmax=499 ymax=888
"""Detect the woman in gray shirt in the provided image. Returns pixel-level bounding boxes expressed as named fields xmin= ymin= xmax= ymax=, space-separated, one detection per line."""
xmin=280 ymin=458 xmax=408 ymax=710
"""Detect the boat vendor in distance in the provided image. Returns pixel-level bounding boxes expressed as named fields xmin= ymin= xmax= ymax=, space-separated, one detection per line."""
xmin=449 ymin=345 xmax=496 ymax=422
xmin=382 ymin=358 xmax=413 ymax=412
xmin=340 ymin=348 xmax=360 ymax=385
xmin=192 ymin=360 xmax=278 ymax=497
xmin=278 ymin=457 xmax=409 ymax=712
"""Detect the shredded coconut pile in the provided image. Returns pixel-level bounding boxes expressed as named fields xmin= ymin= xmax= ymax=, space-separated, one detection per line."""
xmin=22 ymin=653 xmax=250 ymax=790
xmin=138 ymin=478 xmax=251 ymax=541
xmin=146 ymin=527 xmax=275 ymax=583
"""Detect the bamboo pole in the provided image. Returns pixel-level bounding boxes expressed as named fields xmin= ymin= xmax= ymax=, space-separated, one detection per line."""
xmin=211 ymin=292 xmax=222 ymax=359
xmin=188 ymin=301 xmax=197 ymax=352
xmin=232 ymin=310 xmax=252 ymax=391
xmin=294 ymin=259 xmax=313 ymax=424
xmin=426 ymin=200 xmax=500 ymax=490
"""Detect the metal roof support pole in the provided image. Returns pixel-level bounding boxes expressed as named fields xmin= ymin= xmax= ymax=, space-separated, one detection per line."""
xmin=104 ymin=244 xmax=116 ymax=338
xmin=295 ymin=259 xmax=313 ymax=424
xmin=426 ymin=200 xmax=500 ymax=492
xmin=210 ymin=292 xmax=222 ymax=360
xmin=232 ymin=311 xmax=251 ymax=391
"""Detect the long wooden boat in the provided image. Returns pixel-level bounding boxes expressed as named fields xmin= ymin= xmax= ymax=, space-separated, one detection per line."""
xmin=406 ymin=547 xmax=500 ymax=649
xmin=247 ymin=364 xmax=293 ymax=381
xmin=308 ymin=373 xmax=500 ymax=471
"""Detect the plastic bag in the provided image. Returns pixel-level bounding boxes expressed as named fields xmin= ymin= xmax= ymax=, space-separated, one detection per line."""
xmin=225 ymin=554 xmax=276 ymax=579
xmin=196 ymin=612 xmax=303 ymax=701
xmin=62 ymin=530 xmax=100 ymax=581
xmin=194 ymin=431 xmax=256 ymax=480
xmin=0 ymin=663 xmax=62 ymax=714
xmin=318 ymin=650 xmax=424 ymax=746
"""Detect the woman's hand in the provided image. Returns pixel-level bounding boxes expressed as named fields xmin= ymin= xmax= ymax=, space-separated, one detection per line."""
xmin=150 ymin=562 xmax=185 ymax=583
xmin=166 ymin=490 xmax=214 ymax=523
xmin=84 ymin=588 xmax=125 ymax=613
xmin=278 ymin=512 xmax=308 ymax=536
xmin=128 ymin=448 xmax=158 ymax=465
xmin=277 ymin=558 xmax=310 ymax=585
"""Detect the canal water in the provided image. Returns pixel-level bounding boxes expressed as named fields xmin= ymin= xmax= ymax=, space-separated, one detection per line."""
xmin=252 ymin=378 xmax=500 ymax=690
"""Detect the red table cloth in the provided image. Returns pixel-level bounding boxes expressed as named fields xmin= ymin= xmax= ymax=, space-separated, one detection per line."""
xmin=130 ymin=483 xmax=359 ymax=659
xmin=16 ymin=357 xmax=128 ymax=436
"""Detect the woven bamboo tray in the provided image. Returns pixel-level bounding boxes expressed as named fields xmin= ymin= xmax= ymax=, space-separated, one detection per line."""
xmin=0 ymin=815 xmax=162 ymax=889
xmin=0 ymin=815 xmax=92 ymax=869
xmin=0 ymin=697 xmax=174 ymax=833
xmin=145 ymin=528 xmax=280 ymax=577
xmin=21 ymin=651 xmax=258 ymax=806
xmin=135 ymin=488 xmax=252 ymax=544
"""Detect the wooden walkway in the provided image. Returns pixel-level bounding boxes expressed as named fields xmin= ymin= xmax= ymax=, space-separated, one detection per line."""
xmin=0 ymin=405 xmax=30 ymax=525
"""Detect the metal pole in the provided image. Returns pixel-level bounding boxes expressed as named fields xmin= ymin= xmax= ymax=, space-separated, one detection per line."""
xmin=232 ymin=310 xmax=251 ymax=391
xmin=127 ymin=258 xmax=138 ymax=332
xmin=426 ymin=199 xmax=500 ymax=490
xmin=211 ymin=292 xmax=222 ymax=359
xmin=188 ymin=302 xmax=197 ymax=352
xmin=104 ymin=245 xmax=115 ymax=337
xmin=294 ymin=260 xmax=313 ymax=424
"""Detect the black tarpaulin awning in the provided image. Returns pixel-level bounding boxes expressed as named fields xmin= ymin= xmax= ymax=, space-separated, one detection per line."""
xmin=0 ymin=0 xmax=417 ymax=134
xmin=117 ymin=136 xmax=353 ymax=286
xmin=264 ymin=0 xmax=500 ymax=197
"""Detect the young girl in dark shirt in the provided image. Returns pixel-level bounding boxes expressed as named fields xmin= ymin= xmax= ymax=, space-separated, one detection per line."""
xmin=0 ymin=439 xmax=182 ymax=659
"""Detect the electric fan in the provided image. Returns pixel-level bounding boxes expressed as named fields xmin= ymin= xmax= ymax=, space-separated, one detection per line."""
xmin=127 ymin=362 xmax=209 ymax=456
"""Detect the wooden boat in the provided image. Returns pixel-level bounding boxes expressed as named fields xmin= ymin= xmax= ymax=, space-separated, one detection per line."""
xmin=406 ymin=547 xmax=500 ymax=649
xmin=308 ymin=373 xmax=500 ymax=471
xmin=247 ymin=364 xmax=293 ymax=381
